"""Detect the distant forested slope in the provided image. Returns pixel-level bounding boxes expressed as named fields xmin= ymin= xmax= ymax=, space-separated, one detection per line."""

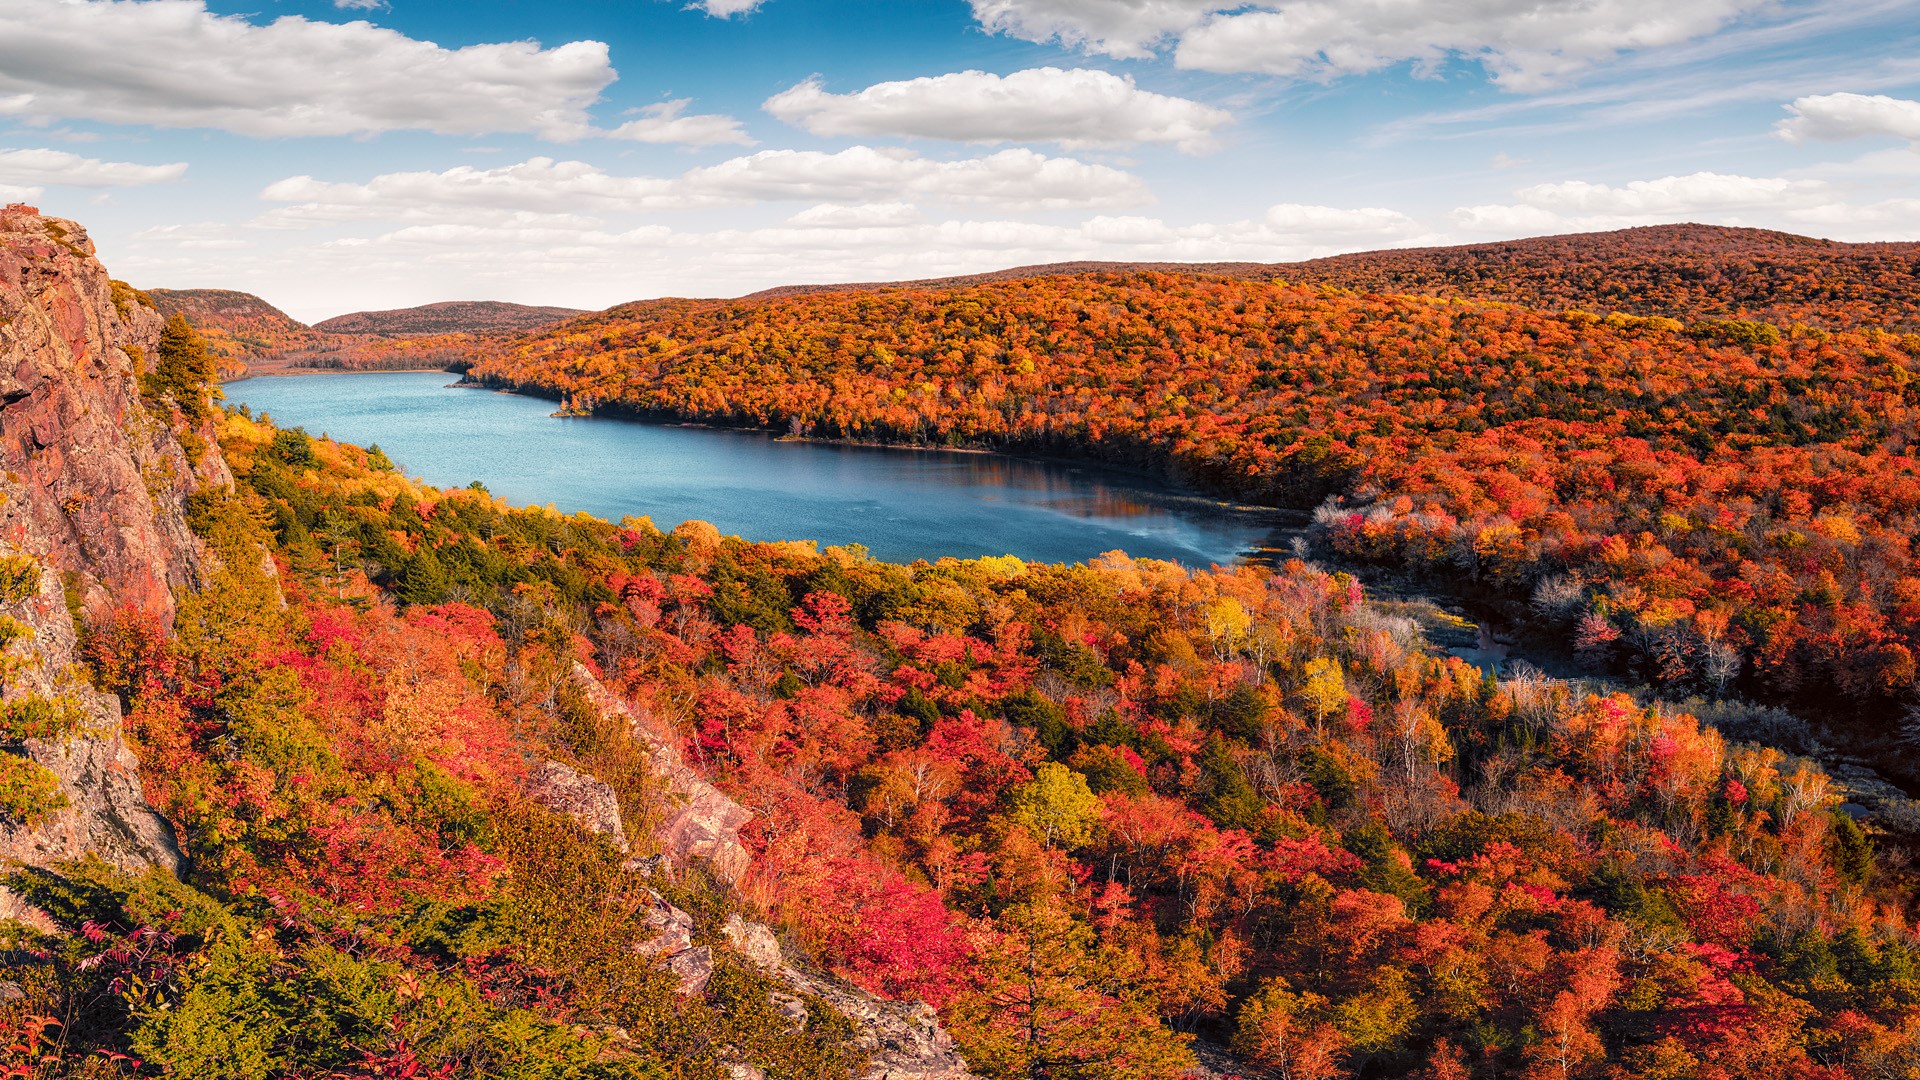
xmin=469 ymin=252 xmax=1920 ymax=729
xmin=314 ymin=299 xmax=585 ymax=336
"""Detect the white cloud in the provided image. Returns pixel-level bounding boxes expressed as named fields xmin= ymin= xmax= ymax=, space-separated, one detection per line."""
xmin=969 ymin=0 xmax=1769 ymax=90
xmin=126 ymin=196 xmax=1447 ymax=320
xmin=690 ymin=0 xmax=766 ymax=15
xmin=680 ymin=146 xmax=1147 ymax=209
xmin=609 ymin=100 xmax=755 ymax=147
xmin=0 ymin=0 xmax=614 ymax=139
xmin=130 ymin=222 xmax=250 ymax=250
xmin=1514 ymin=172 xmax=1826 ymax=215
xmin=0 ymin=183 xmax=40 ymax=202
xmin=764 ymin=67 xmax=1232 ymax=152
xmin=1448 ymin=202 xmax=1567 ymax=234
xmin=1777 ymin=93 xmax=1920 ymax=144
xmin=0 ymin=147 xmax=186 ymax=187
xmin=258 ymin=147 xmax=1149 ymax=227
xmin=967 ymin=0 xmax=1221 ymax=59
xmin=276 ymin=200 xmax=1433 ymax=292
xmin=784 ymin=202 xmax=921 ymax=228
xmin=1264 ymin=203 xmax=1420 ymax=238
xmin=333 ymin=0 xmax=387 ymax=9
xmin=1450 ymin=170 xmax=1852 ymax=236
xmin=258 ymin=159 xmax=682 ymax=226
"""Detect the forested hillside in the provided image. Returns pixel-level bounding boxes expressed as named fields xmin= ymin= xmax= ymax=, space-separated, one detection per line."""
xmin=148 ymin=291 xmax=556 ymax=377
xmin=728 ymin=226 xmax=1920 ymax=332
xmin=1275 ymin=226 xmax=1920 ymax=332
xmin=147 ymin=288 xmax=320 ymax=377
xmin=314 ymin=300 xmax=585 ymax=337
xmin=467 ymin=270 xmax=1920 ymax=743
xmin=18 ymin=391 xmax=1920 ymax=1079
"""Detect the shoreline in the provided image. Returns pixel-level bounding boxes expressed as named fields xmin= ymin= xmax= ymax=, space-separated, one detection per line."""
xmin=222 ymin=365 xmax=461 ymax=384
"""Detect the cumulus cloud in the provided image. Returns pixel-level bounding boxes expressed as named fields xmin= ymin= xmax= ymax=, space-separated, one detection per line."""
xmin=609 ymin=100 xmax=754 ymax=147
xmin=1451 ymin=170 xmax=1848 ymax=235
xmin=969 ymin=0 xmax=1767 ymax=90
xmin=784 ymin=202 xmax=922 ymax=228
xmin=258 ymin=159 xmax=682 ymax=226
xmin=257 ymin=147 xmax=1149 ymax=227
xmin=764 ymin=68 xmax=1232 ymax=152
xmin=680 ymin=146 xmax=1146 ymax=208
xmin=967 ymin=0 xmax=1222 ymax=59
xmin=1264 ymin=203 xmax=1420 ymax=238
xmin=1777 ymin=93 xmax=1920 ymax=144
xmin=1512 ymin=172 xmax=1826 ymax=215
xmin=0 ymin=0 xmax=614 ymax=139
xmin=0 ymin=148 xmax=186 ymax=188
xmin=270 ymin=200 xmax=1432 ymax=294
xmin=131 ymin=222 xmax=250 ymax=250
xmin=689 ymin=0 xmax=766 ymax=15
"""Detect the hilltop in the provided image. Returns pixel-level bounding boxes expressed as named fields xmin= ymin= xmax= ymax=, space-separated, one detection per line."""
xmin=314 ymin=299 xmax=585 ymax=336
xmin=148 ymin=290 xmax=588 ymax=377
xmin=737 ymin=224 xmax=1920 ymax=331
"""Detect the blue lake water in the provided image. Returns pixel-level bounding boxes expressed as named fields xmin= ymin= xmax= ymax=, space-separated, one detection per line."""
xmin=227 ymin=371 xmax=1285 ymax=566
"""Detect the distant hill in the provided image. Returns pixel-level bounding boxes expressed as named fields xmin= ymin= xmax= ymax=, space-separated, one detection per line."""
xmin=740 ymin=224 xmax=1920 ymax=330
xmin=146 ymin=290 xmax=591 ymax=377
xmin=314 ymin=300 xmax=586 ymax=337
xmin=467 ymin=223 xmax=1920 ymax=752
xmin=147 ymin=288 xmax=311 ymax=340
xmin=1270 ymin=223 xmax=1920 ymax=330
xmin=148 ymin=288 xmax=325 ymax=377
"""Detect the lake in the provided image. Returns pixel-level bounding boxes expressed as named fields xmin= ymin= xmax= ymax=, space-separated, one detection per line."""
xmin=227 ymin=371 xmax=1287 ymax=566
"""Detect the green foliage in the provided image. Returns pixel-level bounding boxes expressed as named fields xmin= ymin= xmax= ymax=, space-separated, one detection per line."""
xmin=268 ymin=428 xmax=319 ymax=469
xmin=0 ymin=553 xmax=42 ymax=604
xmin=0 ymin=752 xmax=66 ymax=825
xmin=1828 ymin=810 xmax=1874 ymax=885
xmin=1687 ymin=318 xmax=1784 ymax=346
xmin=1002 ymin=687 xmax=1073 ymax=756
xmin=108 ymin=278 xmax=156 ymax=321
xmin=0 ymin=694 xmax=86 ymax=743
xmin=143 ymin=313 xmax=219 ymax=425
xmin=397 ymin=543 xmax=452 ymax=606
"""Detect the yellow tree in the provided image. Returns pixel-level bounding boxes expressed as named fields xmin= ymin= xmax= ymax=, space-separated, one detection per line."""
xmin=950 ymin=900 xmax=1192 ymax=1080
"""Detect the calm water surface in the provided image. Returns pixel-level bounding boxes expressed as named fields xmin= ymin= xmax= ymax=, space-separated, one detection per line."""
xmin=228 ymin=372 xmax=1283 ymax=566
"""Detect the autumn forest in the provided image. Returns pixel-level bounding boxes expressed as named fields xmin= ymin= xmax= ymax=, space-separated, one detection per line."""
xmin=7 ymin=212 xmax=1920 ymax=1080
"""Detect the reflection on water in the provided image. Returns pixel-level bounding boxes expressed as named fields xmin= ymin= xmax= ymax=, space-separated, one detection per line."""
xmin=228 ymin=372 xmax=1285 ymax=566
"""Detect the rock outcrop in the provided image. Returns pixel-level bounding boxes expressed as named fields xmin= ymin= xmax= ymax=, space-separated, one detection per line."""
xmin=566 ymin=662 xmax=977 ymax=1080
xmin=571 ymin=663 xmax=751 ymax=885
xmin=0 ymin=205 xmax=222 ymax=889
xmin=721 ymin=914 xmax=979 ymax=1080
xmin=0 ymin=205 xmax=224 ymax=622
xmin=524 ymin=759 xmax=630 ymax=853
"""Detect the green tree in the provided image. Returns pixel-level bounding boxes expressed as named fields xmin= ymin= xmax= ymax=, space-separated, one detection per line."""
xmin=146 ymin=313 xmax=218 ymax=424
xmin=396 ymin=544 xmax=450 ymax=607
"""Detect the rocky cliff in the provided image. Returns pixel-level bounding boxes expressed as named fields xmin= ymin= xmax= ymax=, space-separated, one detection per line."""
xmin=0 ymin=204 xmax=224 ymax=893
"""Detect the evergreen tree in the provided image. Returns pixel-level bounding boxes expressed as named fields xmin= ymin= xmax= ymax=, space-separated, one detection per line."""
xmin=147 ymin=313 xmax=218 ymax=424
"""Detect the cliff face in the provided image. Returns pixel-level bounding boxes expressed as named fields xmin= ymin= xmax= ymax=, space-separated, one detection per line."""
xmin=0 ymin=205 xmax=225 ymax=620
xmin=0 ymin=204 xmax=226 ymax=888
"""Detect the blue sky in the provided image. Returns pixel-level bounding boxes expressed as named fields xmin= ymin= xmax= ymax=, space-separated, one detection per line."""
xmin=1 ymin=0 xmax=1917 ymax=321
